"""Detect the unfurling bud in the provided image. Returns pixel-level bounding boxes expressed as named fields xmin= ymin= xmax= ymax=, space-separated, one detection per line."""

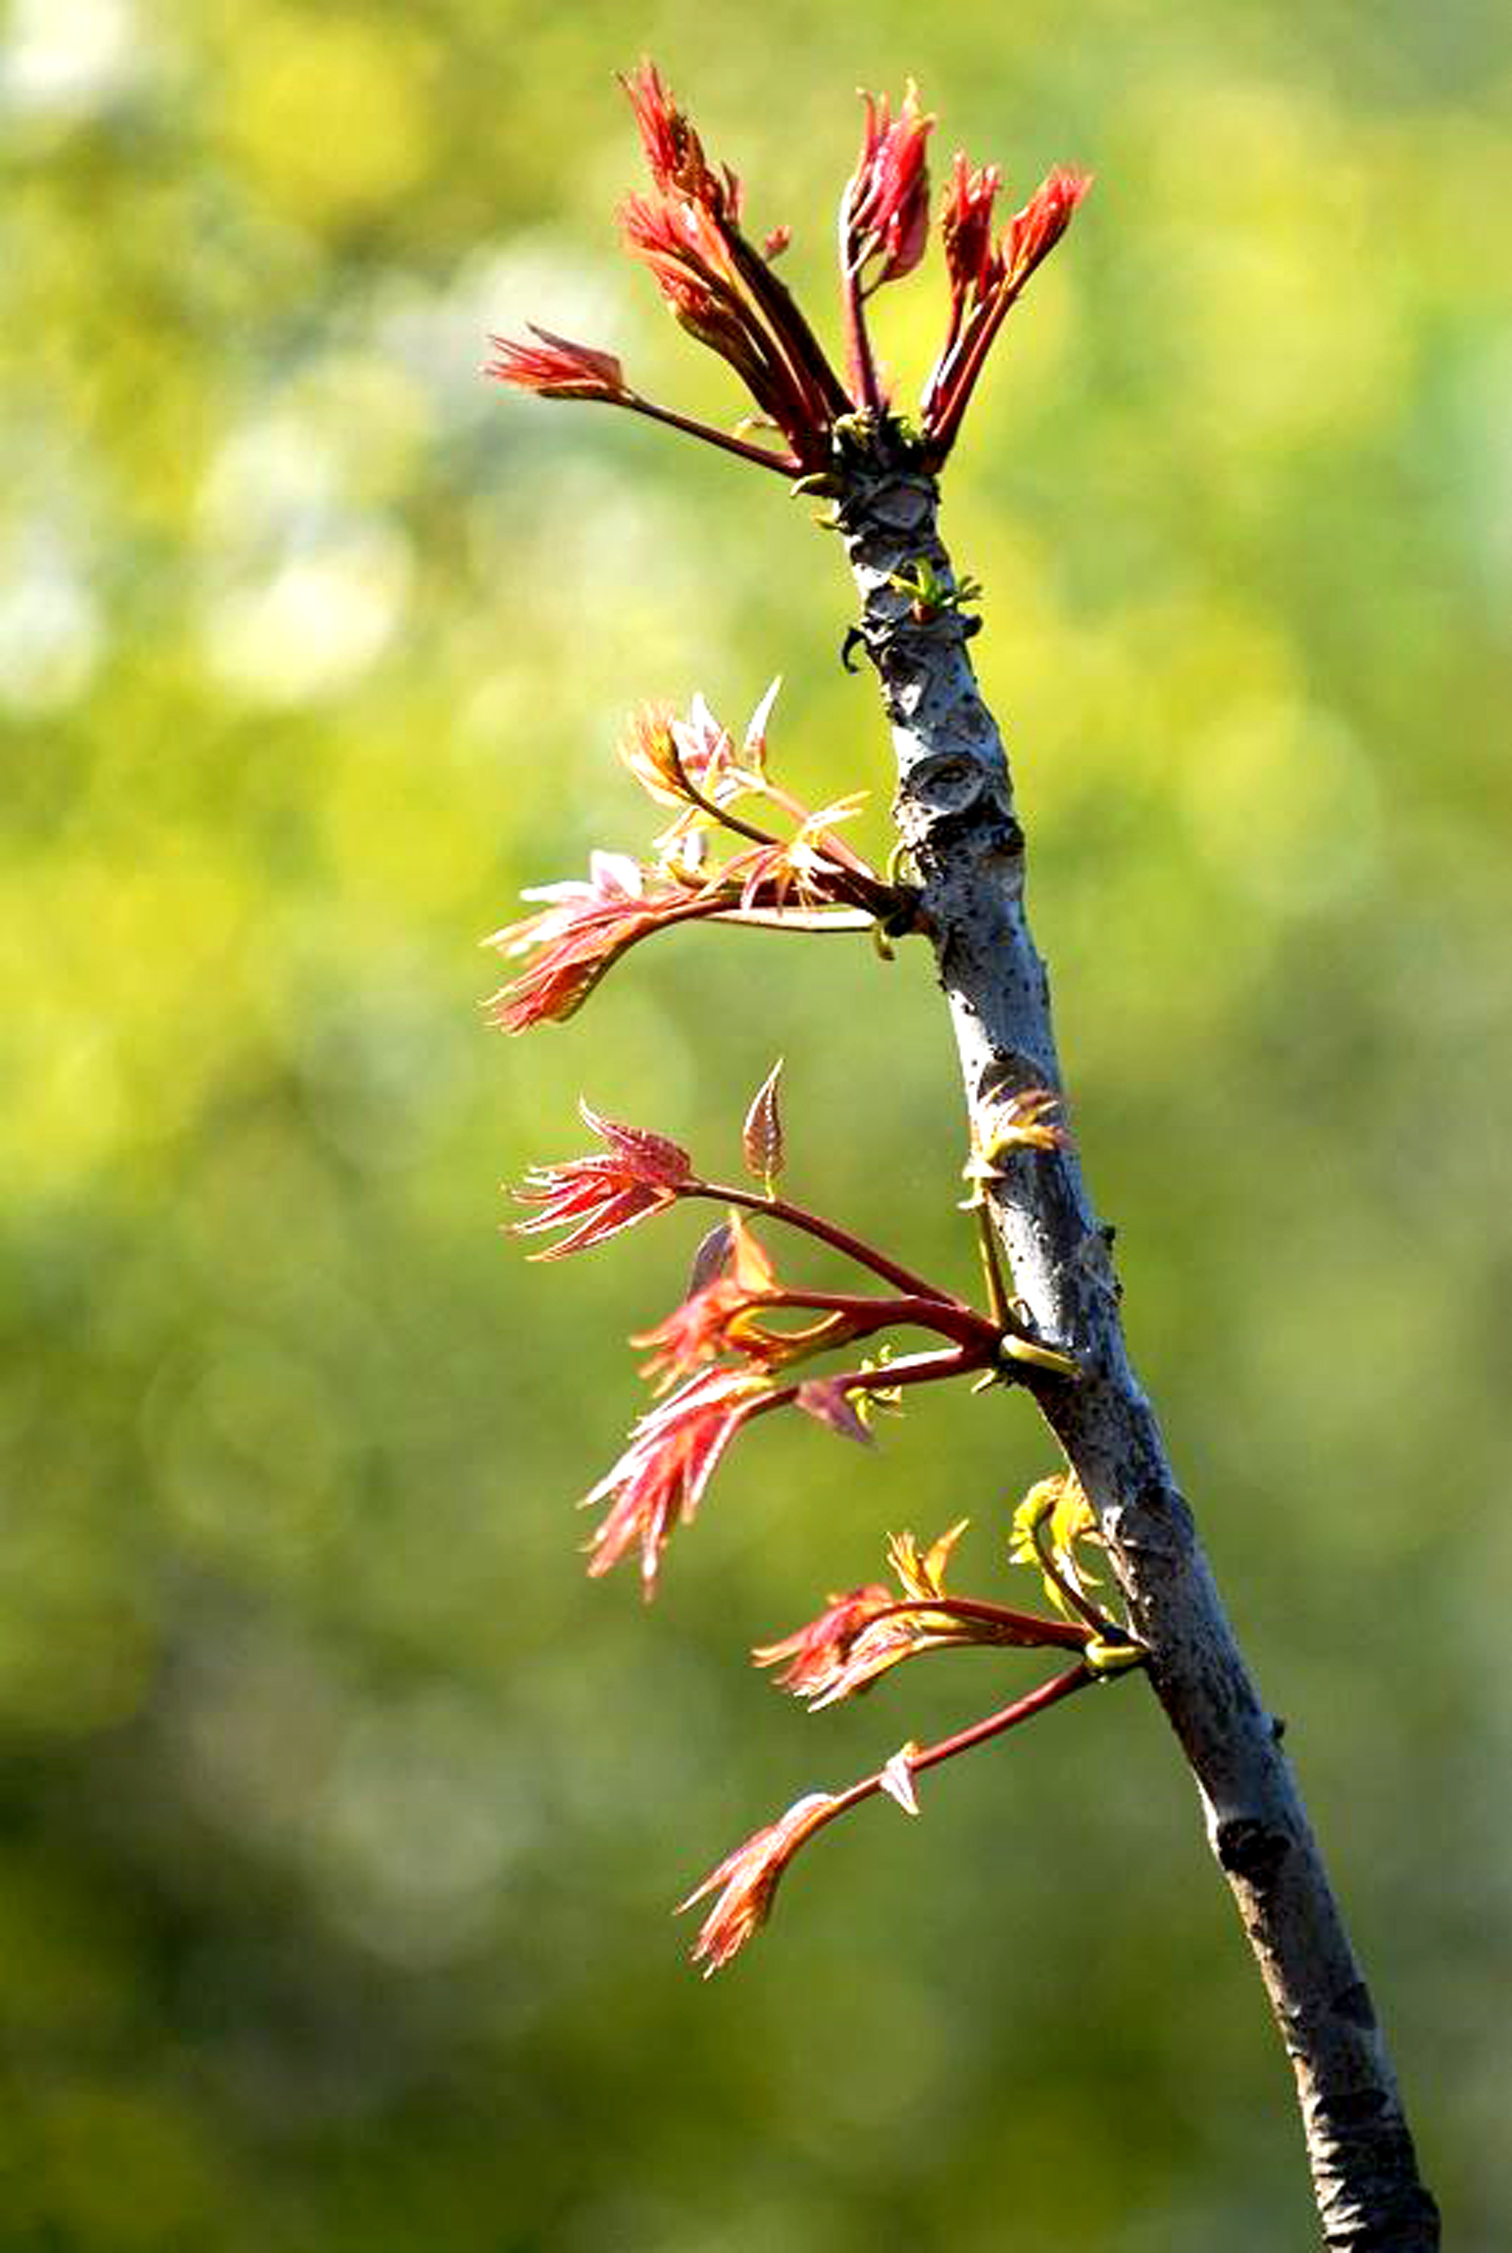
xmin=680 ymin=1791 xmax=839 ymax=1974
xmin=485 ymin=327 xmax=631 ymax=402
xmin=941 ymin=153 xmax=1003 ymax=305
xmin=620 ymin=57 xmax=742 ymax=222
xmin=842 ymin=82 xmax=935 ymax=287
xmin=491 ymin=66 xmax=1087 ymax=475
xmin=920 ymin=163 xmax=1091 ymax=460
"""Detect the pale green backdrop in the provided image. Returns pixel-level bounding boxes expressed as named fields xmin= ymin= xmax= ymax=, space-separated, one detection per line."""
xmin=3 ymin=0 xmax=1509 ymax=2244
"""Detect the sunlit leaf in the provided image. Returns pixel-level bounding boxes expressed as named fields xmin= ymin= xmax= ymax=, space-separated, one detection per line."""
xmin=741 ymin=1057 xmax=785 ymax=1192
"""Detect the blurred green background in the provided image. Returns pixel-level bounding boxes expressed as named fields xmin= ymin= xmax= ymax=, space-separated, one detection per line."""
xmin=4 ymin=0 xmax=1509 ymax=2244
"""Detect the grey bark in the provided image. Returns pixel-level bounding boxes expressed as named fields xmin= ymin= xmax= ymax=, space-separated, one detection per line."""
xmin=832 ymin=441 xmax=1440 ymax=2251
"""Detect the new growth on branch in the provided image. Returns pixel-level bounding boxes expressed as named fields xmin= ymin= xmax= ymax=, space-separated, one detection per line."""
xmin=488 ymin=61 xmax=1088 ymax=477
xmin=487 ymin=62 xmax=1133 ymax=1977
xmin=485 ymin=69 xmax=1442 ymax=2252
xmin=510 ymin=1085 xmax=1142 ymax=1971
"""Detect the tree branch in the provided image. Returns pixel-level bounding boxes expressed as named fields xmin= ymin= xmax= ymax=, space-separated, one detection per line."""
xmin=830 ymin=436 xmax=1440 ymax=2250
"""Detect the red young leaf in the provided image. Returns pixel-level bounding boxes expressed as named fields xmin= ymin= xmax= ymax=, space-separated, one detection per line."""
xmin=679 ymin=1790 xmax=838 ymax=1975
xmin=751 ymin=1584 xmax=892 ymax=1693
xmin=510 ymin=1103 xmax=693 ymax=1259
xmin=687 ymin=1221 xmax=735 ymax=1298
xmin=584 ymin=1368 xmax=771 ymax=1596
xmin=843 ymin=84 xmax=934 ymax=287
xmin=578 ymin=1101 xmax=692 ymax=1187
xmin=795 ymin=1378 xmax=872 ymax=1446
xmin=741 ymin=1058 xmax=785 ymax=1190
xmin=485 ymin=327 xmax=630 ymax=402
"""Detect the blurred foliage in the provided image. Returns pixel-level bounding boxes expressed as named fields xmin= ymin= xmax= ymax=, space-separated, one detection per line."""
xmin=2 ymin=0 xmax=1510 ymax=2244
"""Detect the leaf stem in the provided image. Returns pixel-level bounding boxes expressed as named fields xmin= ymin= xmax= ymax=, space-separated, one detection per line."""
xmin=816 ymin=1661 xmax=1096 ymax=1832
xmin=745 ymin=1285 xmax=999 ymax=1357
xmin=1028 ymin=1510 xmax=1127 ymax=1644
xmin=708 ymin=907 xmax=879 ymax=934
xmin=623 ymin=395 xmax=801 ymax=474
xmin=837 ymin=205 xmax=881 ymax=415
xmin=864 ymin=1595 xmax=1091 ymax=1651
xmin=689 ymin=1181 xmax=966 ymax=1308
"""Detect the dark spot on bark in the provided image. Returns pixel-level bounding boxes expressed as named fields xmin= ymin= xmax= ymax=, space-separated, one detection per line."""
xmin=951 ymin=694 xmax=992 ymax=741
xmin=1116 ymin=1481 xmax=1195 ymax=1563
xmin=869 ymin=481 xmax=932 ymax=533
xmin=847 ymin=528 xmax=895 ymax=570
xmin=1322 ymin=2086 xmax=1390 ymax=2129
xmin=1202 ymin=1667 xmax=1239 ymax=1730
xmin=1317 ymin=2151 xmax=1442 ymax=2248
xmin=1331 ymin=1982 xmax=1377 ymax=2031
xmin=879 ymin=639 xmax=927 ymax=697
xmin=1215 ymin=1817 xmax=1292 ymax=1890
xmin=908 ymin=751 xmax=987 ymax=816
xmin=1147 ymin=1478 xmax=1194 ymax=1530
